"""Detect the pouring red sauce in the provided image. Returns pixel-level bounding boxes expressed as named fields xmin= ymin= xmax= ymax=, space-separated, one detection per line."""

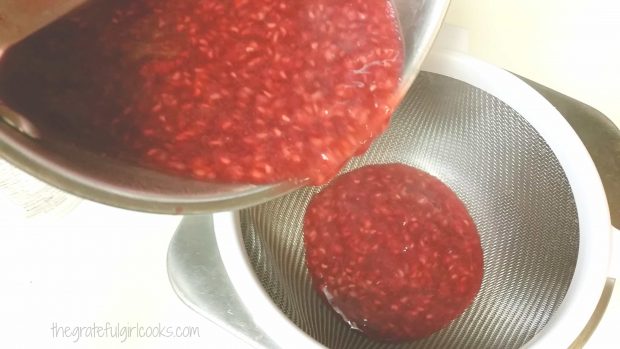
xmin=0 ymin=0 xmax=403 ymax=184
xmin=304 ymin=164 xmax=484 ymax=341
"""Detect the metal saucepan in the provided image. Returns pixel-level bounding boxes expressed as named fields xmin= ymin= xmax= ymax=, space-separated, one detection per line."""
xmin=0 ymin=0 xmax=450 ymax=214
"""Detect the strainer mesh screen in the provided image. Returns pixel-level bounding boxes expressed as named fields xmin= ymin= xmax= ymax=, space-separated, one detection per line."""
xmin=241 ymin=72 xmax=579 ymax=349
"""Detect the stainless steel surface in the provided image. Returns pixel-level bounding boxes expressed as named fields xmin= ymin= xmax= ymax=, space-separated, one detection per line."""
xmin=167 ymin=215 xmax=278 ymax=349
xmin=0 ymin=0 xmax=86 ymax=51
xmin=569 ymin=279 xmax=616 ymax=349
xmin=240 ymin=72 xmax=580 ymax=348
xmin=0 ymin=0 xmax=450 ymax=214
xmin=523 ymin=77 xmax=620 ymax=229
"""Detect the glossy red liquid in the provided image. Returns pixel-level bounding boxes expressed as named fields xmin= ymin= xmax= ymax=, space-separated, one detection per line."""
xmin=303 ymin=164 xmax=484 ymax=341
xmin=0 ymin=0 xmax=403 ymax=184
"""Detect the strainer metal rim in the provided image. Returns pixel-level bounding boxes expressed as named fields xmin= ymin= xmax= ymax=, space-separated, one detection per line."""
xmin=213 ymin=49 xmax=612 ymax=349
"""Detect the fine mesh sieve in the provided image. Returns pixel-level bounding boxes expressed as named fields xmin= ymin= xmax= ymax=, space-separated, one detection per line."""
xmin=239 ymin=71 xmax=580 ymax=349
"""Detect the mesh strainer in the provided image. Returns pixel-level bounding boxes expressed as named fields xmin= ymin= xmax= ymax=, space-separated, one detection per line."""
xmin=239 ymin=69 xmax=579 ymax=349
xmin=170 ymin=50 xmax=617 ymax=348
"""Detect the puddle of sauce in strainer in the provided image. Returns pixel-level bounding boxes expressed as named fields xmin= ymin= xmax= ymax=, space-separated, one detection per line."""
xmin=304 ymin=164 xmax=484 ymax=341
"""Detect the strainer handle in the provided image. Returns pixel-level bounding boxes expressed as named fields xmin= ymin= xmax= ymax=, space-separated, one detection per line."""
xmin=168 ymin=213 xmax=327 ymax=348
xmin=168 ymin=214 xmax=292 ymax=349
xmin=568 ymin=226 xmax=619 ymax=348
xmin=610 ymin=227 xmax=620 ymax=279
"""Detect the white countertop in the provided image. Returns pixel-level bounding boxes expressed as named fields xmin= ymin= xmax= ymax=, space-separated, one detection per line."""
xmin=446 ymin=0 xmax=620 ymax=128
xmin=0 ymin=196 xmax=252 ymax=349
xmin=1 ymin=2 xmax=619 ymax=348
